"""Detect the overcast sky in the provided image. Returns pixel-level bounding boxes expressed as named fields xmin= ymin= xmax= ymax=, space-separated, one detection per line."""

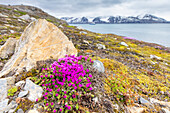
xmin=0 ymin=0 xmax=170 ymax=20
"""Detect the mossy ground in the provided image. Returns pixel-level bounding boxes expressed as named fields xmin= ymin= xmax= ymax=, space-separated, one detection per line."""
xmin=9 ymin=24 xmax=170 ymax=112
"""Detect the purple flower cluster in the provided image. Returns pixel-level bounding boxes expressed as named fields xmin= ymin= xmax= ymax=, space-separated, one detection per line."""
xmin=39 ymin=55 xmax=93 ymax=112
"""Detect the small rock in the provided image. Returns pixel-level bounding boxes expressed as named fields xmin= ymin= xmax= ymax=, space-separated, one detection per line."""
xmin=17 ymin=108 xmax=24 ymax=113
xmin=96 ymin=44 xmax=106 ymax=49
xmin=139 ymin=97 xmax=150 ymax=104
xmin=93 ymin=60 xmax=105 ymax=73
xmin=19 ymin=14 xmax=30 ymax=20
xmin=93 ymin=97 xmax=98 ymax=103
xmin=28 ymin=109 xmax=39 ymax=113
xmin=139 ymin=97 xmax=151 ymax=106
xmin=150 ymin=55 xmax=161 ymax=60
xmin=30 ymin=17 xmax=36 ymax=21
xmin=18 ymin=19 xmax=22 ymax=21
xmin=0 ymin=13 xmax=8 ymax=18
xmin=113 ymin=104 xmax=119 ymax=110
xmin=15 ymin=80 xmax=26 ymax=89
xmin=164 ymin=62 xmax=168 ymax=66
xmin=80 ymin=31 xmax=87 ymax=34
xmin=159 ymin=91 xmax=164 ymax=95
xmin=1 ymin=30 xmax=8 ymax=34
xmin=10 ymin=30 xmax=15 ymax=33
xmin=18 ymin=90 xmax=29 ymax=98
xmin=59 ymin=25 xmax=64 ymax=28
xmin=120 ymin=42 xmax=128 ymax=47
xmin=83 ymin=40 xmax=89 ymax=45
xmin=24 ymin=79 xmax=43 ymax=102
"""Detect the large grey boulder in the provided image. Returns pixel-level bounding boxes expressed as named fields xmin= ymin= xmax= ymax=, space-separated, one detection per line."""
xmin=24 ymin=79 xmax=43 ymax=102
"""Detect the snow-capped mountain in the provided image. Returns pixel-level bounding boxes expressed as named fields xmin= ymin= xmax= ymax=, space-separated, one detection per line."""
xmin=60 ymin=14 xmax=169 ymax=24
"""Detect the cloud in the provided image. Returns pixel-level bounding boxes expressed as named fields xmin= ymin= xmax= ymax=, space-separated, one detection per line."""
xmin=0 ymin=0 xmax=170 ymax=20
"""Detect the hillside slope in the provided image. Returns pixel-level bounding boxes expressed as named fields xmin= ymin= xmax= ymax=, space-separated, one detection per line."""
xmin=0 ymin=4 xmax=170 ymax=113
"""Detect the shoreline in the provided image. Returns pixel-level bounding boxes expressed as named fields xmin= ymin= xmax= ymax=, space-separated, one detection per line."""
xmin=70 ymin=24 xmax=170 ymax=48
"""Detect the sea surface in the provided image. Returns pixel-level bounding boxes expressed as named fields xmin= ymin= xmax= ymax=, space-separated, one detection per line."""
xmin=70 ymin=24 xmax=170 ymax=47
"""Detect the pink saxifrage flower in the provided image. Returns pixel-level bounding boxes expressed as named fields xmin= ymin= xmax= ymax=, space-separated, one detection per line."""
xmin=51 ymin=102 xmax=54 ymax=105
xmin=67 ymin=106 xmax=71 ymax=110
xmin=57 ymin=88 xmax=60 ymax=92
xmin=89 ymin=87 xmax=93 ymax=90
xmin=55 ymin=93 xmax=59 ymax=97
xmin=63 ymin=95 xmax=67 ymax=98
xmin=36 ymin=99 xmax=38 ymax=102
xmin=59 ymin=108 xmax=62 ymax=111
xmin=89 ymin=74 xmax=92 ymax=78
xmin=72 ymin=95 xmax=76 ymax=98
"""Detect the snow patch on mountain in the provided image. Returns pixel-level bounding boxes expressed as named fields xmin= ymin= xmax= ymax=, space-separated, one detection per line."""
xmin=60 ymin=14 xmax=169 ymax=24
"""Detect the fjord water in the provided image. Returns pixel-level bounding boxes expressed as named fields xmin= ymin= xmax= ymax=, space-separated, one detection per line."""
xmin=71 ymin=24 xmax=170 ymax=47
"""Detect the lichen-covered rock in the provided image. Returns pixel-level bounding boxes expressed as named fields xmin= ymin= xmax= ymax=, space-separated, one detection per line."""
xmin=0 ymin=38 xmax=17 ymax=59
xmin=0 ymin=19 xmax=77 ymax=77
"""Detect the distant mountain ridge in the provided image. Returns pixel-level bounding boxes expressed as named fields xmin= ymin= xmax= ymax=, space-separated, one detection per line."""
xmin=60 ymin=14 xmax=170 ymax=24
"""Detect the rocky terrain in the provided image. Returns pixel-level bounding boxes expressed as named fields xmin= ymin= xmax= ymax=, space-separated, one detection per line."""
xmin=0 ymin=4 xmax=170 ymax=113
xmin=61 ymin=14 xmax=170 ymax=24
